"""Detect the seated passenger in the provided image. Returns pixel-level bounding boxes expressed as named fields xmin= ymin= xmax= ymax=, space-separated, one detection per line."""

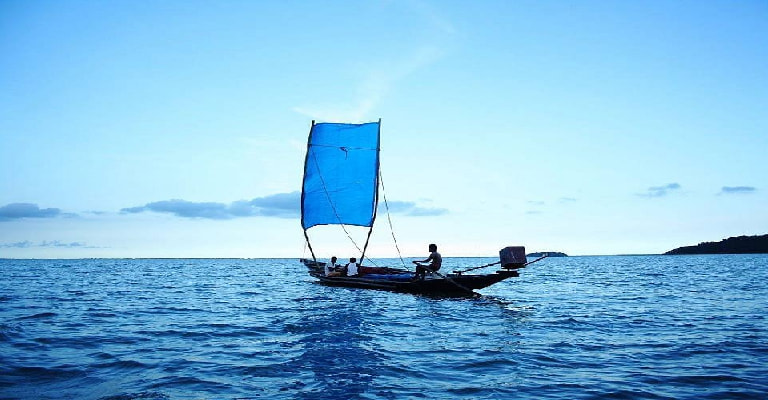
xmin=326 ymin=256 xmax=345 ymax=277
xmin=345 ymin=257 xmax=359 ymax=277
xmin=324 ymin=256 xmax=339 ymax=276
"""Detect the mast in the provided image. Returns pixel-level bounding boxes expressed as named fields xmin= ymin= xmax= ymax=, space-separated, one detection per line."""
xmin=359 ymin=118 xmax=381 ymax=264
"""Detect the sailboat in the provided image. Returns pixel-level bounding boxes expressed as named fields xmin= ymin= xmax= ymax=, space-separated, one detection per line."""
xmin=299 ymin=120 xmax=542 ymax=296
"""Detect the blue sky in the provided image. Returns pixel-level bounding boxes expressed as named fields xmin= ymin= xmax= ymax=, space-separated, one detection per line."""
xmin=1 ymin=0 xmax=766 ymax=258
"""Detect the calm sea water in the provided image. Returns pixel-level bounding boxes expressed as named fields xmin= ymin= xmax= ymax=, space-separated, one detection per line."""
xmin=0 ymin=255 xmax=766 ymax=399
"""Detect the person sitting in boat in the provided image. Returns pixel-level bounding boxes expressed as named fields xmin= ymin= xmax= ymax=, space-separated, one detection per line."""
xmin=345 ymin=257 xmax=360 ymax=277
xmin=412 ymin=243 xmax=442 ymax=280
xmin=324 ymin=256 xmax=340 ymax=277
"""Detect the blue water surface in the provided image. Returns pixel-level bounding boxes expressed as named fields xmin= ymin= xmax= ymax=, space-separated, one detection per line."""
xmin=0 ymin=255 xmax=766 ymax=399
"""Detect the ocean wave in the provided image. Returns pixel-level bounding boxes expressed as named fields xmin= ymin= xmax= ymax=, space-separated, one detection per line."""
xmin=0 ymin=256 xmax=766 ymax=399
xmin=15 ymin=312 xmax=57 ymax=320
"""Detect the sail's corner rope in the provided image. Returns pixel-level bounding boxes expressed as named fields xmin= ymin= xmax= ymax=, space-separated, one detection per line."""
xmin=310 ymin=151 xmax=384 ymax=268
xmin=308 ymin=149 xmax=406 ymax=270
xmin=379 ymin=170 xmax=406 ymax=268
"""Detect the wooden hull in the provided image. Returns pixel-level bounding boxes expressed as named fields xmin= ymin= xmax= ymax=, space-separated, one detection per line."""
xmin=316 ymin=271 xmax=518 ymax=296
xmin=300 ymin=259 xmax=519 ymax=296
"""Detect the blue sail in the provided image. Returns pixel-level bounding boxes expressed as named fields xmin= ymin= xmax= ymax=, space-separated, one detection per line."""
xmin=301 ymin=121 xmax=380 ymax=230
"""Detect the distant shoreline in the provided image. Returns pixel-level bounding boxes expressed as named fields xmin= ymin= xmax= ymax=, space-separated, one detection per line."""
xmin=527 ymin=252 xmax=568 ymax=258
xmin=665 ymin=234 xmax=768 ymax=255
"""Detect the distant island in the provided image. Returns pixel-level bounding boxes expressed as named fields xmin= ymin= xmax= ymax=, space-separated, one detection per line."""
xmin=527 ymin=252 xmax=568 ymax=258
xmin=665 ymin=234 xmax=768 ymax=255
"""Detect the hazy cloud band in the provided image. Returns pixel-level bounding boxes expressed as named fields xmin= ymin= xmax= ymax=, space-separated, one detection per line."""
xmin=639 ymin=183 xmax=681 ymax=198
xmin=0 ymin=203 xmax=63 ymax=221
xmin=121 ymin=192 xmax=448 ymax=220
xmin=720 ymin=186 xmax=756 ymax=194
xmin=121 ymin=192 xmax=302 ymax=220
xmin=0 ymin=240 xmax=95 ymax=248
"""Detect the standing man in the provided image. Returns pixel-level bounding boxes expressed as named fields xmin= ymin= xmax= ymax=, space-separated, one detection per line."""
xmin=412 ymin=243 xmax=442 ymax=280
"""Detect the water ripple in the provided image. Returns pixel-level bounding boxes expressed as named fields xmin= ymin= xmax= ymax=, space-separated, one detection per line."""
xmin=0 ymin=256 xmax=766 ymax=399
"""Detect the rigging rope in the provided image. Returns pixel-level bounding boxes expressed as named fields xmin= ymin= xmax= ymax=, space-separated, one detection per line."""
xmin=379 ymin=169 xmax=406 ymax=268
xmin=455 ymin=260 xmax=501 ymax=274
xmin=304 ymin=130 xmax=403 ymax=270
